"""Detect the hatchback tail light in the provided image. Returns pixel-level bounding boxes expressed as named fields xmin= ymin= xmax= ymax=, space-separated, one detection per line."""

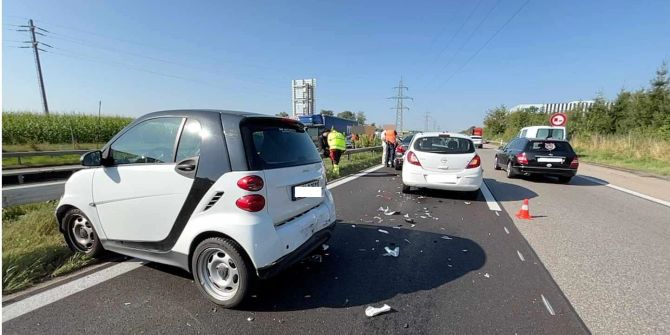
xmin=396 ymin=145 xmax=406 ymax=154
xmin=570 ymin=156 xmax=579 ymax=169
xmin=516 ymin=152 xmax=529 ymax=165
xmin=235 ymin=195 xmax=265 ymax=212
xmin=466 ymin=154 xmax=481 ymax=169
xmin=406 ymin=151 xmax=421 ymax=166
xmin=237 ymin=175 xmax=264 ymax=191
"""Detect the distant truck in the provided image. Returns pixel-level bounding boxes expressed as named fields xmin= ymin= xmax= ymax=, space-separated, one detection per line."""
xmin=298 ymin=114 xmax=359 ymax=148
xmin=471 ymin=127 xmax=484 ymax=148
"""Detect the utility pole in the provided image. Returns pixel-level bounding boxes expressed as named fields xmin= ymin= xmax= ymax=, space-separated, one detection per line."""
xmin=387 ymin=77 xmax=413 ymax=133
xmin=18 ymin=20 xmax=50 ymax=114
xmin=424 ymin=112 xmax=431 ymax=131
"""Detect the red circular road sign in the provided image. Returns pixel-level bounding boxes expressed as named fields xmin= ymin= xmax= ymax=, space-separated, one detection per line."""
xmin=549 ymin=113 xmax=567 ymax=126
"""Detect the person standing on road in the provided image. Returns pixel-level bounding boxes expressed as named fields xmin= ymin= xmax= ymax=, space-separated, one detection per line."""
xmin=327 ymin=127 xmax=346 ymax=177
xmin=385 ymin=129 xmax=398 ymax=168
xmin=320 ymin=129 xmax=331 ymax=163
xmin=381 ymin=129 xmax=387 ymax=165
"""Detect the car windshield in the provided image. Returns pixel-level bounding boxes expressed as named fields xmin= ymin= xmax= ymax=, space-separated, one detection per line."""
xmin=527 ymin=141 xmax=574 ymax=154
xmin=401 ymin=134 xmax=414 ymax=145
xmin=241 ymin=118 xmax=322 ymax=170
xmin=413 ymin=136 xmax=474 ymax=154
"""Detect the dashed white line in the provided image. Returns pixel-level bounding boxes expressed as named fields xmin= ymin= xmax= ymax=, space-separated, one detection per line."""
xmin=504 ymin=226 xmax=510 ymax=234
xmin=578 ymin=175 xmax=670 ymax=208
xmin=541 ymin=294 xmax=556 ymax=316
xmin=517 ymin=250 xmax=525 ymax=262
xmin=3 ymin=259 xmax=146 ymax=323
xmin=480 ymin=181 xmax=502 ymax=211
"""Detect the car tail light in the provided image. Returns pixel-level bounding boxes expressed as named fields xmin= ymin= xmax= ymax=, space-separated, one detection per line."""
xmin=235 ymin=195 xmax=265 ymax=212
xmin=466 ymin=154 xmax=481 ymax=169
xmin=237 ymin=175 xmax=264 ymax=191
xmin=570 ymin=156 xmax=579 ymax=169
xmin=406 ymin=151 xmax=421 ymax=166
xmin=516 ymin=152 xmax=529 ymax=165
xmin=396 ymin=145 xmax=406 ymax=154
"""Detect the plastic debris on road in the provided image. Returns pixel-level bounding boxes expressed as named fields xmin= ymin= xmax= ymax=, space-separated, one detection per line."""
xmin=378 ymin=206 xmax=389 ymax=212
xmin=420 ymin=216 xmax=427 ymax=219
xmin=464 ymin=202 xmax=471 ymax=205
xmin=403 ymin=214 xmax=410 ymax=218
xmin=378 ymin=229 xmax=389 ymax=234
xmin=310 ymin=255 xmax=323 ymax=263
xmin=404 ymin=239 xmax=411 ymax=244
xmin=247 ymin=317 xmax=255 ymax=322
xmin=384 ymin=211 xmax=400 ymax=216
xmin=484 ymin=273 xmax=490 ymax=278
xmin=383 ymin=246 xmax=400 ymax=257
xmin=373 ymin=216 xmax=383 ymax=223
xmin=365 ymin=304 xmax=392 ymax=317
xmin=124 ymin=302 xmax=131 ymax=306
xmin=404 ymin=218 xmax=415 ymax=223
xmin=322 ymin=244 xmax=329 ymax=251
xmin=441 ymin=235 xmax=452 ymax=240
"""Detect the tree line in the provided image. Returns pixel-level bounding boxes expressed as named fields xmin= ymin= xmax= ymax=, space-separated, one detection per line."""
xmin=483 ymin=63 xmax=670 ymax=141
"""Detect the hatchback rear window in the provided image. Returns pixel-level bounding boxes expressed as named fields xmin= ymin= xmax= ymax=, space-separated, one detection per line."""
xmin=527 ymin=141 xmax=574 ymax=153
xmin=413 ymin=136 xmax=474 ymax=154
xmin=240 ymin=118 xmax=322 ymax=170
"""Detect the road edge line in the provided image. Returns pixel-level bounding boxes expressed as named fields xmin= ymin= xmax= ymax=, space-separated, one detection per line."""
xmin=480 ymin=180 xmax=502 ymax=211
xmin=2 ymin=259 xmax=146 ymax=323
xmin=327 ymin=164 xmax=384 ymax=189
xmin=578 ymin=175 xmax=670 ymax=208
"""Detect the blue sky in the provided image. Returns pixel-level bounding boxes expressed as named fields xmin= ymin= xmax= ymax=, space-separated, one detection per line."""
xmin=3 ymin=0 xmax=669 ymax=131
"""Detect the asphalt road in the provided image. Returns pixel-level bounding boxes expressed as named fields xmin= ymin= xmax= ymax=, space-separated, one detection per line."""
xmin=479 ymin=147 xmax=670 ymax=334
xmin=1 ymin=181 xmax=65 ymax=207
xmin=2 ymin=166 xmax=589 ymax=334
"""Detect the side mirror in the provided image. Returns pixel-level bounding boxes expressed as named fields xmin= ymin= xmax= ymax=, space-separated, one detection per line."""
xmin=81 ymin=150 xmax=102 ymax=167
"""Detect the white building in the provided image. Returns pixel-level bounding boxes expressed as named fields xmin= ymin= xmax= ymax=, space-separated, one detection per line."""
xmin=510 ymin=100 xmax=597 ymax=113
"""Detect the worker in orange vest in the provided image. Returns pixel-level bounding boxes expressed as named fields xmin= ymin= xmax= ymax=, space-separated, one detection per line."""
xmin=384 ymin=129 xmax=398 ymax=167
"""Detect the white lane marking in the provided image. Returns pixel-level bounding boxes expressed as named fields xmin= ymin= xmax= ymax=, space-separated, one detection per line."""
xmin=2 ymin=180 xmax=66 ymax=191
xmin=3 ymin=259 xmax=146 ymax=323
xmin=541 ymin=294 xmax=556 ymax=316
xmin=517 ymin=250 xmax=525 ymax=262
xmin=504 ymin=227 xmax=510 ymax=234
xmin=3 ymin=165 xmax=384 ymax=319
xmin=578 ymin=175 xmax=670 ymax=208
xmin=327 ymin=165 xmax=384 ymax=189
xmin=480 ymin=181 xmax=502 ymax=211
xmin=495 ymin=211 xmax=500 ymax=216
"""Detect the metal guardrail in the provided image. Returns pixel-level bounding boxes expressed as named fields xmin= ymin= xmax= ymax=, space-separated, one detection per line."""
xmin=4 ymin=150 xmax=89 ymax=165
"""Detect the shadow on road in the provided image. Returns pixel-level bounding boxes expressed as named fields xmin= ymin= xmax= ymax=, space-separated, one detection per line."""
xmin=483 ymin=178 xmax=538 ymax=202
xmin=240 ymin=222 xmax=485 ymax=311
xmin=513 ymin=174 xmax=606 ymax=186
xmin=360 ymin=171 xmax=399 ymax=178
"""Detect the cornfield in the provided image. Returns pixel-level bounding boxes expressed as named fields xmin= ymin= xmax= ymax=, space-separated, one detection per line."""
xmin=2 ymin=112 xmax=133 ymax=145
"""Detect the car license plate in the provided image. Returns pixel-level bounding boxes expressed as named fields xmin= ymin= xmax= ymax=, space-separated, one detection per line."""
xmin=537 ymin=157 xmax=564 ymax=163
xmin=426 ymin=174 xmax=458 ymax=184
xmin=292 ymin=180 xmax=322 ymax=200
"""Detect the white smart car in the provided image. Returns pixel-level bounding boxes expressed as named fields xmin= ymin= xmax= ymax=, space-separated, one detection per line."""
xmin=56 ymin=110 xmax=336 ymax=307
xmin=401 ymin=132 xmax=482 ymax=194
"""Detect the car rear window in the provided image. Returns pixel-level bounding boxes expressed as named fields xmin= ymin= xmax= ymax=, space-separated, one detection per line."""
xmin=527 ymin=141 xmax=574 ymax=154
xmin=240 ymin=118 xmax=322 ymax=170
xmin=413 ymin=136 xmax=474 ymax=154
xmin=401 ymin=135 xmax=414 ymax=145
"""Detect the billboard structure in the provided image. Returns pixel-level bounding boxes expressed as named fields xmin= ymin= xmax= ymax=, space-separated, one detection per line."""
xmin=292 ymin=79 xmax=316 ymax=117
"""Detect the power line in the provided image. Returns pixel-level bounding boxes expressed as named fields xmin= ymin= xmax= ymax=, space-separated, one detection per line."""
xmin=439 ymin=0 xmax=531 ymax=88
xmin=387 ymin=77 xmax=413 ymax=133
xmin=430 ymin=0 xmax=501 ymax=84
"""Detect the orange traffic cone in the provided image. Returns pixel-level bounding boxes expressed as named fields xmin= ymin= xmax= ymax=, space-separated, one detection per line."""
xmin=515 ymin=198 xmax=532 ymax=220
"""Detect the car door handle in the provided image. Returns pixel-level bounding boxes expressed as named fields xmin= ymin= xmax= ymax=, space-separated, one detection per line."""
xmin=177 ymin=160 xmax=197 ymax=171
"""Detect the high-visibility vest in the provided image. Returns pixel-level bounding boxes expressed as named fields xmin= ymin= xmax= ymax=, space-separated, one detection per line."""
xmin=385 ymin=130 xmax=397 ymax=144
xmin=327 ymin=130 xmax=346 ymax=150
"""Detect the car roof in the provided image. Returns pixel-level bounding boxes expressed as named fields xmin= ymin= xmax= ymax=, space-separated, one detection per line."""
xmin=413 ymin=132 xmax=471 ymax=139
xmin=519 ymin=137 xmax=569 ymax=142
xmin=144 ymin=109 xmax=266 ymax=118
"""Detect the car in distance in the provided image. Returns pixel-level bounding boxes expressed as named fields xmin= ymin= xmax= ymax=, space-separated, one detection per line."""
xmin=494 ymin=137 xmax=578 ymax=183
xmin=56 ymin=110 xmax=337 ymax=307
xmin=470 ymin=135 xmax=483 ymax=148
xmin=401 ymin=132 xmax=482 ymax=194
xmin=394 ymin=133 xmax=415 ymax=170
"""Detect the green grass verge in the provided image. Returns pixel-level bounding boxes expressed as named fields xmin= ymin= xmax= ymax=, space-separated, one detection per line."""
xmin=2 ymin=201 xmax=96 ymax=294
xmin=2 ymin=143 xmax=104 ymax=169
xmin=575 ymin=151 xmax=670 ymax=176
xmin=571 ymin=135 xmax=670 ymax=176
xmin=325 ymin=150 xmax=382 ymax=180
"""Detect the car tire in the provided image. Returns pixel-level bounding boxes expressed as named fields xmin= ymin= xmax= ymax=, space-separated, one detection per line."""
xmin=402 ymin=184 xmax=411 ymax=194
xmin=506 ymin=161 xmax=517 ymax=178
xmin=557 ymin=176 xmax=572 ymax=184
xmin=62 ymin=208 xmax=105 ymax=257
xmin=192 ymin=237 xmax=251 ymax=308
xmin=493 ymin=156 xmax=501 ymax=170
